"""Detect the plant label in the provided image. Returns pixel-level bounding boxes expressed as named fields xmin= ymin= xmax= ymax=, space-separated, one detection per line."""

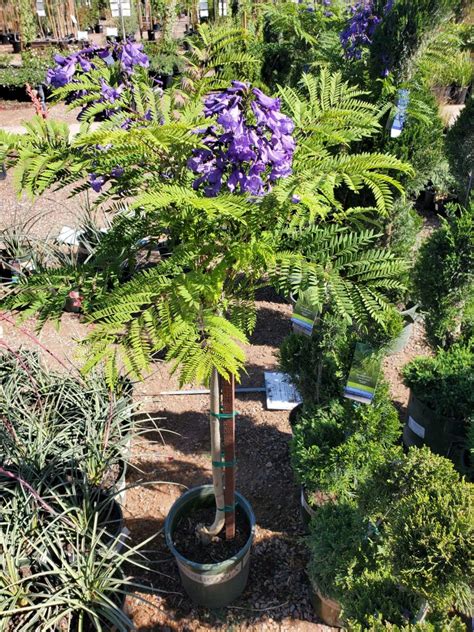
xmin=264 ymin=371 xmax=302 ymax=410
xmin=291 ymin=290 xmax=318 ymax=336
xmin=344 ymin=342 xmax=381 ymax=404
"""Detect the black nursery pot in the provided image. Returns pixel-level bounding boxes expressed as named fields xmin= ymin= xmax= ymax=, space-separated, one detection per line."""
xmin=403 ymin=392 xmax=469 ymax=473
xmin=289 ymin=403 xmax=304 ymax=434
xmin=165 ymin=485 xmax=255 ymax=608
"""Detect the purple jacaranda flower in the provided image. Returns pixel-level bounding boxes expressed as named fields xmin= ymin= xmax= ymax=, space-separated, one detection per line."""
xmin=89 ymin=173 xmax=105 ymax=192
xmin=46 ymin=60 xmax=76 ymax=87
xmin=291 ymin=194 xmax=301 ymax=203
xmin=323 ymin=0 xmax=331 ymax=5
xmin=118 ymin=41 xmax=149 ymax=74
xmin=111 ymin=166 xmax=125 ymax=178
xmin=340 ymin=0 xmax=382 ymax=59
xmin=252 ymin=88 xmax=280 ymax=111
xmin=189 ymin=82 xmax=295 ymax=197
xmin=100 ymin=79 xmax=123 ymax=103
xmin=324 ymin=11 xmax=333 ymax=17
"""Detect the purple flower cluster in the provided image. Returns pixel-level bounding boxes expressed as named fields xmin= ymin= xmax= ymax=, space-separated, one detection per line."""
xmin=188 ymin=82 xmax=295 ymax=197
xmin=340 ymin=1 xmax=381 ymax=60
xmin=46 ymin=41 xmax=149 ymax=89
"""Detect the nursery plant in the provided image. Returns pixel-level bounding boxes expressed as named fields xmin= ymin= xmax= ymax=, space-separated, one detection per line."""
xmin=291 ymin=382 xmax=401 ymax=502
xmin=402 ymin=343 xmax=474 ymax=469
xmin=0 ymin=55 xmax=412 ymax=603
xmin=307 ymin=447 xmax=473 ymax=628
xmin=412 ymin=204 xmax=473 ymax=349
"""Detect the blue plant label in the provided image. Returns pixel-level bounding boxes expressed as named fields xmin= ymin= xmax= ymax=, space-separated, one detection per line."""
xmin=390 ymin=88 xmax=410 ymax=138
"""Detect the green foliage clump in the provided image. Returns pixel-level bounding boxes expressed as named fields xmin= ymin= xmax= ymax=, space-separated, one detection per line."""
xmin=384 ymin=198 xmax=423 ymax=261
xmin=259 ymin=3 xmax=344 ymax=89
xmin=402 ymin=344 xmax=474 ymax=421
xmin=279 ymin=312 xmax=354 ymax=405
xmin=412 ymin=206 xmax=474 ymax=348
xmin=445 ymin=97 xmax=474 ymax=201
xmin=0 ymin=50 xmax=55 ymax=90
xmin=360 ymin=447 xmax=474 ymax=615
xmin=369 ymin=0 xmax=464 ymax=80
xmin=307 ymin=447 xmax=474 ymax=628
xmin=291 ymin=384 xmax=401 ymax=500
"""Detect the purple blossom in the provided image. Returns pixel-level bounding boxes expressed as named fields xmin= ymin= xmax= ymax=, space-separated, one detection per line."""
xmin=111 ymin=166 xmax=125 ymax=178
xmin=117 ymin=42 xmax=149 ymax=74
xmin=291 ymin=194 xmax=301 ymax=204
xmin=100 ymin=79 xmax=123 ymax=104
xmin=340 ymin=1 xmax=381 ymax=60
xmin=89 ymin=173 xmax=105 ymax=192
xmin=189 ymin=82 xmax=295 ymax=197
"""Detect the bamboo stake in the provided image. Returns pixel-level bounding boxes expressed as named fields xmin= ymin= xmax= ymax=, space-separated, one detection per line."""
xmin=221 ymin=374 xmax=236 ymax=540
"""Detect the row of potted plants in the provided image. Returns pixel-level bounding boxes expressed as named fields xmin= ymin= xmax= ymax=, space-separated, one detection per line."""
xmin=0 ymin=349 xmax=150 ymax=629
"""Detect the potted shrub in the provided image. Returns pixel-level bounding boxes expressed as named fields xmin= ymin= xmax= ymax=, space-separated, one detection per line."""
xmin=307 ymin=447 xmax=473 ymax=628
xmin=291 ymin=384 xmax=401 ymax=530
xmin=402 ymin=344 xmax=473 ymax=471
xmin=412 ymin=206 xmax=473 ymax=350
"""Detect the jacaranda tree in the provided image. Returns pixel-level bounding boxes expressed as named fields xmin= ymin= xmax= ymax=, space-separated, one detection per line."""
xmin=0 ymin=51 xmax=412 ymax=540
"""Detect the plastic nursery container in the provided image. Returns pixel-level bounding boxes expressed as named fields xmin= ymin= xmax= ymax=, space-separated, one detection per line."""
xmin=165 ymin=485 xmax=255 ymax=608
xmin=310 ymin=583 xmax=343 ymax=628
xmin=403 ymin=392 xmax=469 ymax=473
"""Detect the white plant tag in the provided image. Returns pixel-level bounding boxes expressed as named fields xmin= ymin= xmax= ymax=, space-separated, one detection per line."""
xmin=408 ymin=416 xmax=425 ymax=439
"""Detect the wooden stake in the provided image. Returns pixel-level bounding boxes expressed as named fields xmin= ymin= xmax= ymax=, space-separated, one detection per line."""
xmin=221 ymin=374 xmax=236 ymax=540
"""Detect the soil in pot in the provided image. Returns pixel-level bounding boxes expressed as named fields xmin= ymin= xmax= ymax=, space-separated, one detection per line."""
xmin=172 ymin=504 xmax=250 ymax=564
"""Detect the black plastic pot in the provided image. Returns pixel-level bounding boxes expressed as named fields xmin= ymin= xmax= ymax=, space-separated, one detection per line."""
xmin=165 ymin=485 xmax=255 ymax=608
xmin=12 ymin=40 xmax=21 ymax=54
xmin=289 ymin=402 xmax=304 ymax=435
xmin=147 ymin=30 xmax=156 ymax=41
xmin=94 ymin=24 xmax=103 ymax=34
xmin=403 ymin=392 xmax=469 ymax=472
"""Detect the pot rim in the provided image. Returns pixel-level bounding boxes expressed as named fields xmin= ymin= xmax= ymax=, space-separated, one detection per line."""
xmin=165 ymin=484 xmax=255 ymax=573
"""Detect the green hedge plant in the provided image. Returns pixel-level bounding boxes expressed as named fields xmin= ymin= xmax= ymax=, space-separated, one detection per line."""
xmin=402 ymin=344 xmax=474 ymax=422
xmin=291 ymin=384 xmax=401 ymax=502
xmin=307 ymin=447 xmax=473 ymax=628
xmin=412 ymin=205 xmax=474 ymax=349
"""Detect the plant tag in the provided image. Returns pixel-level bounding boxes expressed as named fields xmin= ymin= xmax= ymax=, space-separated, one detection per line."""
xmin=291 ymin=290 xmax=318 ymax=336
xmin=264 ymin=371 xmax=302 ymax=410
xmin=344 ymin=342 xmax=381 ymax=404
xmin=390 ymin=89 xmax=410 ymax=138
xmin=408 ymin=416 xmax=425 ymax=439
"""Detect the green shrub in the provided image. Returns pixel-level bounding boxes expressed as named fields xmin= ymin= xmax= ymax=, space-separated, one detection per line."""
xmin=307 ymin=447 xmax=474 ymax=627
xmin=384 ymin=198 xmax=423 ymax=261
xmin=291 ymin=384 xmax=401 ymax=501
xmin=445 ymin=97 xmax=474 ymax=201
xmin=412 ymin=206 xmax=474 ymax=348
xmin=369 ymin=0 xmax=464 ymax=80
xmin=402 ymin=344 xmax=474 ymax=421
xmin=279 ymin=311 xmax=355 ymax=406
xmin=360 ymin=447 xmax=474 ymax=615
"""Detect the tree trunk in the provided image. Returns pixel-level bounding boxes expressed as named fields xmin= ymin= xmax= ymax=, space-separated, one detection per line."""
xmin=197 ymin=367 xmax=225 ymax=541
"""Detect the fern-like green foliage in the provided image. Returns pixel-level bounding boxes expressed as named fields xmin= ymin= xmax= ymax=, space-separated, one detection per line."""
xmin=276 ymin=70 xmax=413 ymax=224
xmin=178 ymin=22 xmax=259 ymax=98
xmin=273 ymin=223 xmax=407 ymax=327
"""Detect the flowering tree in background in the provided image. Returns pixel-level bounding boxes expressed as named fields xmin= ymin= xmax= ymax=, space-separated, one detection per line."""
xmin=340 ymin=0 xmax=381 ymax=60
